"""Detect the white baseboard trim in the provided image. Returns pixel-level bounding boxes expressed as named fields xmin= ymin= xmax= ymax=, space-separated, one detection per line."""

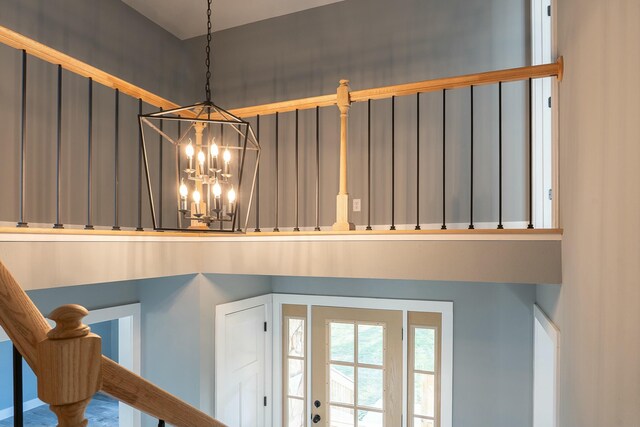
xmin=0 ymin=398 xmax=47 ymax=420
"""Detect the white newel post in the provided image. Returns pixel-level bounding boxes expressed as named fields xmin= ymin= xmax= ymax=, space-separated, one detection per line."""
xmin=333 ymin=79 xmax=356 ymax=231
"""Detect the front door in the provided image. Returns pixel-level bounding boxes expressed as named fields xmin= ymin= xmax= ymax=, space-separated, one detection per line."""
xmin=310 ymin=306 xmax=403 ymax=427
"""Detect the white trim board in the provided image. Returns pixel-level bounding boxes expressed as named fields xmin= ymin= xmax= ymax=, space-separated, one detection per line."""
xmin=0 ymin=398 xmax=46 ymax=421
xmin=533 ymin=304 xmax=560 ymax=427
xmin=0 ymin=229 xmax=561 ymax=244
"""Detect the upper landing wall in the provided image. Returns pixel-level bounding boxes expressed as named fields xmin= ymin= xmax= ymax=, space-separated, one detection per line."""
xmin=0 ymin=232 xmax=561 ymax=290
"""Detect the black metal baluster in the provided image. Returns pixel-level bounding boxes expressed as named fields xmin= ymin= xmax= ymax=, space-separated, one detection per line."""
xmin=366 ymin=100 xmax=372 ymax=231
xmin=390 ymin=96 xmax=396 ymax=230
xmin=13 ymin=345 xmax=23 ymax=427
xmin=415 ymin=93 xmax=421 ymax=230
xmin=294 ymin=109 xmax=300 ymax=231
xmin=158 ymin=420 xmax=165 ymax=427
xmin=158 ymin=108 xmax=163 ymax=229
xmin=85 ymin=78 xmax=94 ymax=230
xmin=274 ymin=112 xmax=280 ymax=232
xmin=255 ymin=115 xmax=261 ymax=232
xmin=441 ymin=89 xmax=447 ymax=230
xmin=220 ymin=124 xmax=224 ymax=231
xmin=53 ymin=64 xmax=64 ymax=229
xmin=237 ymin=128 xmax=242 ymax=231
xmin=469 ymin=86 xmax=475 ymax=230
xmin=136 ymin=99 xmax=144 ymax=231
xmin=528 ymin=78 xmax=534 ymax=229
xmin=17 ymin=50 xmax=28 ymax=228
xmin=315 ymin=107 xmax=321 ymax=231
xmin=112 ymin=89 xmax=121 ymax=230
xmin=498 ymin=82 xmax=504 ymax=230
xmin=176 ymin=121 xmax=182 ymax=229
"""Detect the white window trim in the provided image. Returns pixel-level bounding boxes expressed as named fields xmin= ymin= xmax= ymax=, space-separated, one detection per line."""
xmin=272 ymin=294 xmax=453 ymax=427
xmin=531 ymin=0 xmax=559 ymax=228
xmin=0 ymin=303 xmax=142 ymax=427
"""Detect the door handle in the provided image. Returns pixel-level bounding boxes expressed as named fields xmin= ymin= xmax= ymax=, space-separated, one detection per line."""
xmin=312 ymin=414 xmax=321 ymax=423
xmin=314 ymin=400 xmax=322 ymax=408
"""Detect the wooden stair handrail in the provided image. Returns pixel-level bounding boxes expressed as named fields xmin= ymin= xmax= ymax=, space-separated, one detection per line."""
xmin=0 ymin=261 xmax=226 ymax=427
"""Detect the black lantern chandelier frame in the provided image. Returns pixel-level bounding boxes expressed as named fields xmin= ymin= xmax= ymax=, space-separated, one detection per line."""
xmin=138 ymin=0 xmax=260 ymax=233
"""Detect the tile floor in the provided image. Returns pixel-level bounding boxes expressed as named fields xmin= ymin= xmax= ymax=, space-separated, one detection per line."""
xmin=0 ymin=393 xmax=119 ymax=427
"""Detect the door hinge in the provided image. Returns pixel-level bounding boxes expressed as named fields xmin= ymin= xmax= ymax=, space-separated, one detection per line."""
xmin=548 ymin=97 xmax=552 ymax=108
xmin=264 ymin=321 xmax=267 ymax=332
xmin=548 ymin=189 xmax=553 ymax=200
xmin=547 ymin=5 xmax=551 ymax=16
xmin=401 ymin=328 xmax=404 ymax=340
xmin=264 ymin=396 xmax=267 ymax=406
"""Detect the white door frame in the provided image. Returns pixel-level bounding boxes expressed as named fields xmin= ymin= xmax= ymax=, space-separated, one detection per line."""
xmin=0 ymin=303 xmax=142 ymax=427
xmin=533 ymin=304 xmax=559 ymax=427
xmin=531 ymin=0 xmax=559 ymax=228
xmin=215 ymin=294 xmax=274 ymax=426
xmin=272 ymin=294 xmax=453 ymax=427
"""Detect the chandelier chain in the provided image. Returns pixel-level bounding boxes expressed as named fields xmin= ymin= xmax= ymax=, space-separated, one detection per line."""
xmin=205 ymin=0 xmax=212 ymax=102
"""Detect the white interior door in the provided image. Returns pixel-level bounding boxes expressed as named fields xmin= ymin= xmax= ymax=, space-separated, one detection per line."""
xmin=216 ymin=298 xmax=270 ymax=427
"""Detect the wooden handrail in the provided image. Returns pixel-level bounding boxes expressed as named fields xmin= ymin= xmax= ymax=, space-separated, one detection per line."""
xmin=350 ymin=58 xmax=564 ymax=102
xmin=223 ymin=58 xmax=563 ymax=118
xmin=0 ymin=260 xmax=226 ymax=427
xmin=0 ymin=23 xmax=562 ymax=118
xmin=0 ymin=25 xmax=181 ymax=111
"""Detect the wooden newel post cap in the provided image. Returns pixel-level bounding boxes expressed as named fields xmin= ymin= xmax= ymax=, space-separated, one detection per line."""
xmin=337 ymin=79 xmax=351 ymax=112
xmin=37 ymin=304 xmax=102 ymax=407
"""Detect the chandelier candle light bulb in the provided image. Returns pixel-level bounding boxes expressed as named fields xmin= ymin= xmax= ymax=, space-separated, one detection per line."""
xmin=213 ymin=180 xmax=222 ymax=213
xmin=211 ymin=139 xmax=219 ymax=171
xmin=179 ymin=180 xmax=189 ymax=211
xmin=228 ymin=187 xmax=236 ymax=212
xmin=193 ymin=189 xmax=201 ymax=215
xmin=198 ymin=150 xmax=206 ymax=175
xmin=186 ymin=141 xmax=195 ymax=171
xmin=223 ymin=147 xmax=231 ymax=175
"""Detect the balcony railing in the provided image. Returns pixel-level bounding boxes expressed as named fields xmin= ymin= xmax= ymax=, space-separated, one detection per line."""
xmin=0 ymin=25 xmax=562 ymax=234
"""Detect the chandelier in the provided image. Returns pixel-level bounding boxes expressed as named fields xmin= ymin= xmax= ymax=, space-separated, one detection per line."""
xmin=139 ymin=0 xmax=260 ymax=232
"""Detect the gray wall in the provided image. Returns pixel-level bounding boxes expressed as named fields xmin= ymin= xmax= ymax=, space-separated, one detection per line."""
xmin=136 ymin=273 xmax=272 ymax=425
xmin=536 ymin=0 xmax=640 ymax=426
xmin=0 ymin=0 xmax=533 ymax=231
xmin=273 ymin=276 xmax=535 ymax=427
xmin=15 ymin=273 xmax=535 ymax=427
xmin=195 ymin=0 xmax=531 ymax=230
xmin=25 ymin=274 xmax=272 ymax=427
xmin=0 ymin=0 xmax=197 ymax=229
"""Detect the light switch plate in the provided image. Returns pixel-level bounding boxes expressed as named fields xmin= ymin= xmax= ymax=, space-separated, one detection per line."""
xmin=353 ymin=199 xmax=361 ymax=212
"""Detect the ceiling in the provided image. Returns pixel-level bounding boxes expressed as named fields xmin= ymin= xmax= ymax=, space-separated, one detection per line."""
xmin=122 ymin=0 xmax=344 ymax=40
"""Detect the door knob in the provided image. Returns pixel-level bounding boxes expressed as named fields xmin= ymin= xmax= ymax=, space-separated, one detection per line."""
xmin=314 ymin=400 xmax=322 ymax=408
xmin=312 ymin=414 xmax=321 ymax=423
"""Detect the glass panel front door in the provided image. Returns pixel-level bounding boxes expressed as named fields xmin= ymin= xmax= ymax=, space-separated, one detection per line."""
xmin=311 ymin=307 xmax=402 ymax=427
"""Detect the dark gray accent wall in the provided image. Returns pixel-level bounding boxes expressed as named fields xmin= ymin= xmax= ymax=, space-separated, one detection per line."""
xmin=192 ymin=0 xmax=531 ymax=230
xmin=272 ymin=276 xmax=536 ymax=427
xmin=0 ymin=0 xmax=532 ymax=231
xmin=0 ymin=0 xmax=197 ymax=229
